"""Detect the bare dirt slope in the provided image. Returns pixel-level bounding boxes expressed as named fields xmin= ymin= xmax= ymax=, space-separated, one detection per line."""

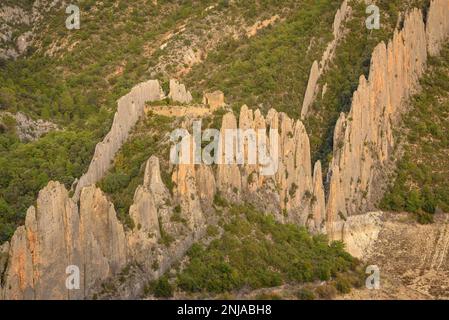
xmin=341 ymin=213 xmax=449 ymax=300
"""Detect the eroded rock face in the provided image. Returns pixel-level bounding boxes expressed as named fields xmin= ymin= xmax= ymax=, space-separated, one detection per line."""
xmin=0 ymin=182 xmax=127 ymax=300
xmin=203 ymin=91 xmax=225 ymax=111
xmin=426 ymin=0 xmax=449 ymax=56
xmin=0 ymin=1 xmax=64 ymax=59
xmin=301 ymin=61 xmax=320 ymax=119
xmin=301 ymin=0 xmax=350 ymax=119
xmin=308 ymin=161 xmax=326 ymax=233
xmin=327 ymin=7 xmax=435 ymax=235
xmin=205 ymin=105 xmax=321 ymax=225
xmin=0 ymin=152 xmax=212 ymax=299
xmin=127 ymin=157 xmax=165 ymax=270
xmin=0 ymin=5 xmax=31 ymax=59
xmin=79 ymin=186 xmax=127 ymax=295
xmin=328 ymin=211 xmax=384 ymax=259
xmin=0 ymin=112 xmax=58 ymax=142
xmin=2 ymin=1 xmax=449 ymax=301
xmin=168 ymin=79 xmax=193 ymax=104
xmin=74 ymin=80 xmax=165 ymax=200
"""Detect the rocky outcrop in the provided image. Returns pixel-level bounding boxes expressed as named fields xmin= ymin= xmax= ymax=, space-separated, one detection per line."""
xmin=246 ymin=15 xmax=280 ymax=38
xmin=146 ymin=105 xmax=211 ymax=118
xmin=426 ymin=0 xmax=449 ymax=56
xmin=301 ymin=0 xmax=350 ymax=119
xmin=0 ymin=1 xmax=64 ymax=59
xmin=301 ymin=61 xmax=320 ymax=119
xmin=329 ymin=211 xmax=383 ymax=259
xmin=342 ymin=213 xmax=449 ymax=300
xmin=79 ymin=186 xmax=127 ymax=294
xmin=0 ymin=152 xmax=211 ymax=299
xmin=168 ymin=79 xmax=193 ymax=104
xmin=2 ymin=0 xmax=449 ymax=300
xmin=74 ymin=80 xmax=165 ymax=200
xmin=0 ymin=112 xmax=58 ymax=142
xmin=0 ymin=182 xmax=128 ymax=300
xmin=0 ymin=5 xmax=31 ymax=59
xmin=202 ymin=105 xmax=322 ymax=225
xmin=326 ymin=2 xmax=449 ymax=238
xmin=308 ymin=161 xmax=326 ymax=233
xmin=203 ymin=90 xmax=225 ymax=111
xmin=327 ymin=8 xmax=426 ymax=227
xmin=172 ymin=161 xmax=205 ymax=230
xmin=127 ymin=157 xmax=166 ymax=271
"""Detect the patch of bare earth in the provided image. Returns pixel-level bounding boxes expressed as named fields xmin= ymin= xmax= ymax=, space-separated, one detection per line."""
xmin=340 ymin=212 xmax=449 ymax=300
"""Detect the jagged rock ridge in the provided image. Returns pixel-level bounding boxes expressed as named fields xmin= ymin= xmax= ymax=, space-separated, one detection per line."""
xmin=301 ymin=0 xmax=351 ymax=119
xmin=73 ymin=80 xmax=165 ymax=200
xmin=327 ymin=0 xmax=449 ymax=239
xmin=1 ymin=0 xmax=449 ymax=300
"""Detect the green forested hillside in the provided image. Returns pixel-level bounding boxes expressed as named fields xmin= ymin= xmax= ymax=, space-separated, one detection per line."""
xmin=0 ymin=0 xmax=234 ymax=241
xmin=184 ymin=0 xmax=340 ymax=119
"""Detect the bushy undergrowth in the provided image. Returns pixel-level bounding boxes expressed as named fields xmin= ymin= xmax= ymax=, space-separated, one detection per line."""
xmin=175 ymin=205 xmax=360 ymax=294
xmin=306 ymin=0 xmax=429 ymax=166
xmin=0 ymin=129 xmax=96 ymax=242
xmin=0 ymin=0 xmax=219 ymax=242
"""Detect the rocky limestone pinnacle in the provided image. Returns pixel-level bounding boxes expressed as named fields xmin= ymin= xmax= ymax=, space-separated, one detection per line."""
xmin=326 ymin=4 xmax=449 ymax=238
xmin=1 ymin=0 xmax=449 ymax=301
xmin=426 ymin=0 xmax=449 ymax=56
xmin=301 ymin=0 xmax=350 ymax=119
xmin=203 ymin=90 xmax=225 ymax=111
xmin=168 ymin=79 xmax=193 ymax=104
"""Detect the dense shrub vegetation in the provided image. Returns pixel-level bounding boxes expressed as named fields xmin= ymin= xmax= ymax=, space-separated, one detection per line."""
xmin=0 ymin=129 xmax=96 ymax=242
xmin=145 ymin=276 xmax=174 ymax=298
xmin=97 ymin=113 xmax=173 ymax=228
xmin=381 ymin=45 xmax=449 ymax=221
xmin=185 ymin=0 xmax=339 ymax=120
xmin=174 ymin=205 xmax=361 ymax=295
xmin=0 ymin=0 xmax=439 ymax=245
xmin=184 ymin=0 xmax=429 ymax=169
xmin=1 ymin=0 xmax=321 ymax=243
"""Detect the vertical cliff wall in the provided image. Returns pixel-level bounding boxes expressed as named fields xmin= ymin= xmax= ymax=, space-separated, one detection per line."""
xmin=207 ymin=105 xmax=326 ymax=229
xmin=0 ymin=182 xmax=127 ymax=300
xmin=426 ymin=0 xmax=449 ymax=56
xmin=326 ymin=0 xmax=449 ymax=237
xmin=301 ymin=0 xmax=350 ymax=119
xmin=73 ymin=80 xmax=165 ymax=200
xmin=1 ymin=154 xmax=211 ymax=300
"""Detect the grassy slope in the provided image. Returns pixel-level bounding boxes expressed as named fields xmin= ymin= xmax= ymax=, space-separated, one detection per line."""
xmin=184 ymin=0 xmax=339 ymax=119
xmin=381 ymin=45 xmax=449 ymax=222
